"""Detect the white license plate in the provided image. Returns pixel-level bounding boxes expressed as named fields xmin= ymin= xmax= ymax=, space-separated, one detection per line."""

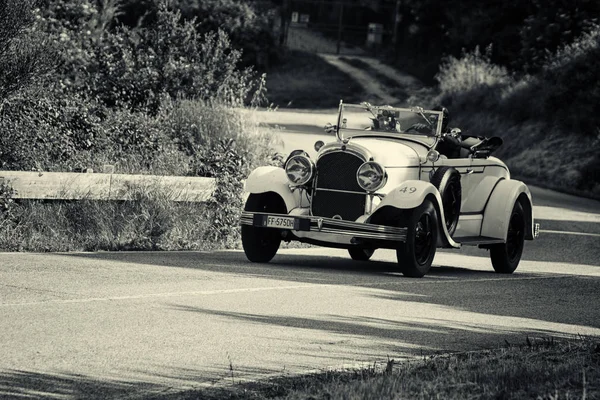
xmin=264 ymin=216 xmax=295 ymax=229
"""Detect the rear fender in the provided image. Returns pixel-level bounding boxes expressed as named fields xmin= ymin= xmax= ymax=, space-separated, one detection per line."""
xmin=372 ymin=180 xmax=459 ymax=248
xmin=244 ymin=166 xmax=303 ymax=212
xmin=481 ymin=180 xmax=535 ymax=240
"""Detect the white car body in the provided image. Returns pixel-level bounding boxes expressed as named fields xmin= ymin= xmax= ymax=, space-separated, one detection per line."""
xmin=241 ymin=102 xmax=539 ymax=277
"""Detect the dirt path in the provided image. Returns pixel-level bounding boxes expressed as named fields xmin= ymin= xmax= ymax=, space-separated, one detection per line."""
xmin=318 ymin=54 xmax=435 ymax=107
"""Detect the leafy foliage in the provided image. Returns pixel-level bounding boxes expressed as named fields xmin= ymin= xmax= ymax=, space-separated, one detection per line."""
xmin=115 ymin=0 xmax=278 ymax=69
xmin=38 ymin=0 xmax=266 ymax=114
xmin=0 ymin=0 xmax=279 ymax=249
xmin=539 ymin=25 xmax=600 ymax=134
xmin=519 ymin=0 xmax=599 ymax=72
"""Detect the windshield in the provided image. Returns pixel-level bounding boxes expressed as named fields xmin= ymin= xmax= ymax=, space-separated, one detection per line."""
xmin=338 ymin=103 xmax=444 ymax=138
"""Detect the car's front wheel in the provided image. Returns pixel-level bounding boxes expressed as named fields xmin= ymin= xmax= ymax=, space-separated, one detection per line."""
xmin=396 ymin=200 xmax=439 ymax=278
xmin=241 ymin=193 xmax=286 ymax=263
xmin=489 ymin=201 xmax=525 ymax=274
xmin=348 ymin=248 xmax=375 ymax=261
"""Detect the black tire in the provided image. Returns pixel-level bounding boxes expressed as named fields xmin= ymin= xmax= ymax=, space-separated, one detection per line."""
xmin=397 ymin=200 xmax=439 ymax=278
xmin=348 ymin=248 xmax=375 ymax=261
xmin=430 ymin=166 xmax=461 ymax=237
xmin=490 ymin=201 xmax=525 ymax=274
xmin=241 ymin=193 xmax=286 ymax=263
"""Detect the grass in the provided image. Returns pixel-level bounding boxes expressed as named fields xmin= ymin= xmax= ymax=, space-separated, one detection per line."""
xmin=0 ymin=195 xmax=212 ymax=252
xmin=151 ymin=336 xmax=599 ymax=399
xmin=266 ymin=50 xmax=367 ymax=109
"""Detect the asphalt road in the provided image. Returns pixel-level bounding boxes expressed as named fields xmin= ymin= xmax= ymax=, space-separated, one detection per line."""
xmin=1 ymin=112 xmax=599 ymax=399
xmin=0 ymin=185 xmax=599 ymax=399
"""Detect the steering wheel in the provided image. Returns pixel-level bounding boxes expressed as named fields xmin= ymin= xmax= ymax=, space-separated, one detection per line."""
xmin=405 ymin=123 xmax=429 ymax=133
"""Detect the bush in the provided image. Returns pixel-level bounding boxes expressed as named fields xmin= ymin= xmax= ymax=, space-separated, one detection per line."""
xmin=539 ymin=25 xmax=600 ymax=136
xmin=0 ymin=0 xmax=278 ymax=250
xmin=0 ymin=87 xmax=104 ymax=171
xmin=519 ymin=0 xmax=599 ymax=72
xmin=436 ymin=46 xmax=512 ymax=97
xmin=163 ymin=100 xmax=278 ymax=247
xmin=39 ymin=0 xmax=266 ymax=114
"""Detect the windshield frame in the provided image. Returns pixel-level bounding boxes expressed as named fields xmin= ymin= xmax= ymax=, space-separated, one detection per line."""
xmin=336 ymin=102 xmax=444 ymax=143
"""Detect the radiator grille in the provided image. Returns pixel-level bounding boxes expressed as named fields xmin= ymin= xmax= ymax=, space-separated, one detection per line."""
xmin=311 ymin=151 xmax=366 ymax=221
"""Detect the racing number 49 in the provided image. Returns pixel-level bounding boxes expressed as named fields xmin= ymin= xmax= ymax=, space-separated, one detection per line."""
xmin=399 ymin=186 xmax=417 ymax=194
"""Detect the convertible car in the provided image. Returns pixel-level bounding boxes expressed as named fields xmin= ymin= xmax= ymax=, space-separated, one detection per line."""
xmin=240 ymin=102 xmax=539 ymax=277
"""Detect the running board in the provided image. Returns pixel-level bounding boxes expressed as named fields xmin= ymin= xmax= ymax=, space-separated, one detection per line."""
xmin=454 ymin=236 xmax=504 ymax=246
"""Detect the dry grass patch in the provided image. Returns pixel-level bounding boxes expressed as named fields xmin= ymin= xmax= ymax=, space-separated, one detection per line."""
xmin=154 ymin=337 xmax=599 ymax=400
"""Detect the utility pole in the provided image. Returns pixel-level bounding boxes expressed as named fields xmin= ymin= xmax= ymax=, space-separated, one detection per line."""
xmin=280 ymin=0 xmax=290 ymax=46
xmin=392 ymin=0 xmax=401 ymax=46
xmin=336 ymin=0 xmax=344 ymax=55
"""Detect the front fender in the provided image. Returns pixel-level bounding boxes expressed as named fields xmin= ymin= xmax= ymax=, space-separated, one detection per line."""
xmin=373 ymin=180 xmax=459 ymax=248
xmin=481 ymin=179 xmax=535 ymax=240
xmin=244 ymin=166 xmax=302 ymax=212
xmin=377 ymin=180 xmax=440 ymax=210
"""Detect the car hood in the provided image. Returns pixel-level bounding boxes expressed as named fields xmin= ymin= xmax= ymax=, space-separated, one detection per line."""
xmin=346 ymin=137 xmax=426 ymax=167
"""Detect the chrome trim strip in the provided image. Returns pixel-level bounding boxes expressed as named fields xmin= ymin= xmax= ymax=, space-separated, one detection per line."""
xmin=318 ymin=143 xmax=370 ymax=162
xmin=240 ymin=211 xmax=407 ymax=242
xmin=314 ymin=187 xmax=365 ymax=195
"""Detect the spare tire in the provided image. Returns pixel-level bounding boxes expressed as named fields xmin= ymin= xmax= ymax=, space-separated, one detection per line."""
xmin=430 ymin=166 xmax=461 ymax=236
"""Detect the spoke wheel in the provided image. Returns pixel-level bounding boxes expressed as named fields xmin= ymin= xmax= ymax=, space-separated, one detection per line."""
xmin=414 ymin=214 xmax=434 ymax=265
xmin=241 ymin=193 xmax=285 ymax=263
xmin=490 ymin=201 xmax=526 ymax=273
xmin=397 ymin=200 xmax=439 ymax=278
xmin=348 ymin=248 xmax=375 ymax=261
xmin=430 ymin=167 xmax=461 ymax=236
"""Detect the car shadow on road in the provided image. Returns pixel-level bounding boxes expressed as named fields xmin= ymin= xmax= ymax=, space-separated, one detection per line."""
xmin=64 ymin=249 xmax=600 ymax=330
xmin=65 ymin=250 xmax=503 ymax=283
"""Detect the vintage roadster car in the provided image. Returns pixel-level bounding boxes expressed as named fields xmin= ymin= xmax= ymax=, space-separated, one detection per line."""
xmin=240 ymin=102 xmax=539 ymax=277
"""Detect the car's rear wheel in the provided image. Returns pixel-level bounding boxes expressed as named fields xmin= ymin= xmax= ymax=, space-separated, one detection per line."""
xmin=430 ymin=166 xmax=461 ymax=236
xmin=242 ymin=193 xmax=286 ymax=263
xmin=348 ymin=248 xmax=375 ymax=261
xmin=397 ymin=200 xmax=439 ymax=278
xmin=490 ymin=201 xmax=525 ymax=274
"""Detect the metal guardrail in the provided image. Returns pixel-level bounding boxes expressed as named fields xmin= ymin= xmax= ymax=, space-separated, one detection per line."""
xmin=0 ymin=171 xmax=216 ymax=202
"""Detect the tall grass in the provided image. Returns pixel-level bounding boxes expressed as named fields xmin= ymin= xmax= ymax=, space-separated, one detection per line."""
xmin=434 ymin=30 xmax=600 ymax=198
xmin=0 ymin=196 xmax=210 ymax=252
xmin=436 ymin=45 xmax=512 ymax=98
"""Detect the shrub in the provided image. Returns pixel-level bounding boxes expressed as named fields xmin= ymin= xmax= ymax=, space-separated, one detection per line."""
xmin=39 ymin=0 xmax=267 ymax=114
xmin=519 ymin=0 xmax=599 ymax=72
xmin=539 ymin=25 xmax=600 ymax=136
xmin=434 ymin=46 xmax=512 ymax=112
xmin=436 ymin=46 xmax=512 ymax=97
xmin=0 ymin=87 xmax=104 ymax=171
xmin=164 ymin=100 xmax=278 ymax=247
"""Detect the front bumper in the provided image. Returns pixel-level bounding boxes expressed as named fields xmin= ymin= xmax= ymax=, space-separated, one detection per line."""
xmin=240 ymin=211 xmax=407 ymax=243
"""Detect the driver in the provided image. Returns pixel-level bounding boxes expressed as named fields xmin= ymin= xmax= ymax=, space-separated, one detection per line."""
xmin=435 ymin=107 xmax=464 ymax=158
xmin=376 ymin=110 xmax=400 ymax=132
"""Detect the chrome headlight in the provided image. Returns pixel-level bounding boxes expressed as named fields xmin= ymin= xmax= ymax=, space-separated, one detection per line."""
xmin=285 ymin=154 xmax=315 ymax=186
xmin=356 ymin=161 xmax=387 ymax=192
